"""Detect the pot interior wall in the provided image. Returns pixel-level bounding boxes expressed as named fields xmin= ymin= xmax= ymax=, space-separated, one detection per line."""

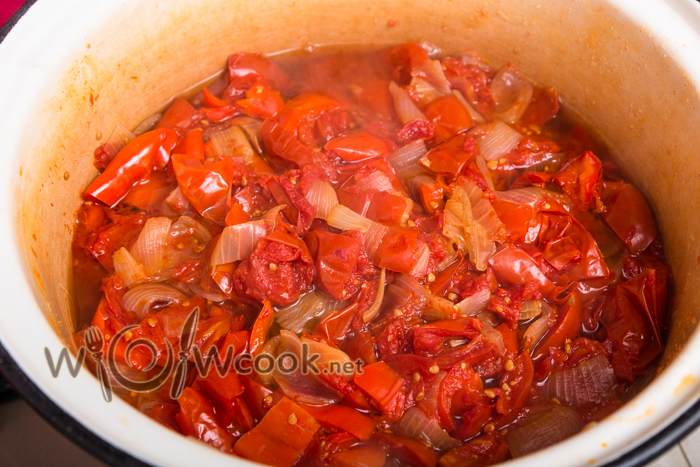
xmin=15 ymin=0 xmax=700 ymax=367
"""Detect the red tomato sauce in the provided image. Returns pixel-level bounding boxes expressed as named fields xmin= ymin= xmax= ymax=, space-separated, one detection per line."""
xmin=71 ymin=42 xmax=670 ymax=466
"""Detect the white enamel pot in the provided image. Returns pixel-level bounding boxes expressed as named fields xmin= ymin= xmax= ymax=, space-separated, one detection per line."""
xmin=1 ymin=0 xmax=700 ymax=465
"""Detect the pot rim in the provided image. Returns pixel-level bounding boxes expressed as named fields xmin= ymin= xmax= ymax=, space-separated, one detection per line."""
xmin=2 ymin=1 xmax=700 ymax=466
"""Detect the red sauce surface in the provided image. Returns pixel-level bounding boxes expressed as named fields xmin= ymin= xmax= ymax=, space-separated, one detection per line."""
xmin=71 ymin=43 xmax=670 ymax=466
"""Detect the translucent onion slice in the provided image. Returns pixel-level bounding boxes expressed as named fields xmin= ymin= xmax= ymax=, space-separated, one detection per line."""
xmin=507 ymin=405 xmax=585 ymax=458
xmin=398 ymin=406 xmax=459 ymax=451
xmin=274 ymin=330 xmax=342 ymax=405
xmin=418 ymin=40 xmax=442 ymax=58
xmin=413 ymin=60 xmax=451 ymax=95
xmin=208 ymin=125 xmax=256 ymax=164
xmin=410 ymin=243 xmax=431 ymax=279
xmin=392 ymin=274 xmax=429 ymax=306
xmin=165 ymin=187 xmax=190 ymax=213
xmin=305 ymin=180 xmax=338 ymax=220
xmin=459 ymin=49 xmax=493 ymax=74
xmin=262 ymin=204 xmax=287 ymax=228
xmin=442 ymin=224 xmax=467 ymax=254
xmin=122 ymin=283 xmax=184 ymax=318
xmin=468 ymin=121 xmax=522 ymax=162
xmin=456 ymin=288 xmax=491 ymax=317
xmin=477 ymin=312 xmax=505 ymax=355
xmin=363 ymin=222 xmax=389 ymax=261
xmin=210 ymin=220 xmax=267 ymax=268
xmin=102 ymin=125 xmax=135 ymax=160
xmin=495 ymin=187 xmax=545 ymax=208
xmin=389 ymin=81 xmax=426 ymax=124
xmin=189 ymin=283 xmax=225 ymax=303
xmin=170 ymin=215 xmax=212 ymax=244
xmin=133 ymin=113 xmax=162 ymax=136
xmin=130 ymin=217 xmax=173 ymax=274
xmin=257 ymin=335 xmax=281 ymax=386
xmin=301 ymin=336 xmax=354 ymax=374
xmin=542 ymin=355 xmax=616 ymax=406
xmin=491 ymin=64 xmax=534 ymax=124
xmin=463 ymin=180 xmax=505 ymax=242
xmin=408 ymin=77 xmax=444 ymax=106
xmin=352 ymin=170 xmax=395 ymax=194
xmin=389 ymin=140 xmax=429 ymax=177
xmin=327 ymin=205 xmax=374 ymax=233
xmin=473 ymin=155 xmax=496 ymax=192
xmin=276 ymin=290 xmax=342 ymax=334
xmin=523 ymin=301 xmax=554 ymax=352
xmin=467 ymin=222 xmax=496 ymax=272
xmin=362 ymin=268 xmax=386 ymax=323
xmin=393 ymin=274 xmax=454 ymax=321
xmin=519 ymin=300 xmax=543 ymax=321
xmin=113 ymin=247 xmax=150 ymax=287
xmin=452 ymin=90 xmax=485 ymax=124
xmin=230 ymin=116 xmax=264 ymax=154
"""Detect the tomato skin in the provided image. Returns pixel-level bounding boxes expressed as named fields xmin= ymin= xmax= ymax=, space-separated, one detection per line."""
xmin=172 ymin=129 xmax=205 ymax=161
xmin=388 ymin=43 xmax=431 ymax=85
xmin=495 ymin=351 xmax=534 ymax=428
xmin=533 ymin=292 xmax=583 ymax=362
xmin=423 ymin=95 xmax=474 ymax=144
xmin=300 ymin=404 xmax=376 ymax=441
xmin=437 ymin=364 xmax=485 ymax=432
xmin=371 ymin=225 xmax=420 ymax=274
xmin=171 ymin=154 xmax=235 ymax=224
xmin=603 ymin=184 xmax=658 ymax=255
xmin=327 ymin=445 xmax=387 ymax=467
xmin=491 ymin=199 xmax=535 ymax=243
xmin=553 ymin=151 xmax=603 ymax=211
xmin=413 ymin=318 xmax=483 ymax=357
xmin=236 ymin=82 xmax=285 ymax=118
xmin=439 ymin=433 xmax=510 ymax=467
xmin=249 ymin=300 xmax=274 ymax=357
xmin=324 ymin=130 xmax=390 ymax=162
xmin=599 ymin=268 xmax=667 ymax=373
xmin=420 ymin=134 xmax=478 ymax=176
xmin=84 ymin=129 xmax=179 ymax=206
xmin=224 ymin=202 xmax=249 ymax=225
xmin=234 ymin=231 xmax=315 ymax=306
xmin=520 ymin=86 xmax=560 ymax=126
xmin=488 ymin=245 xmax=554 ymax=295
xmin=306 ymin=230 xmax=362 ymax=301
xmin=377 ymin=432 xmax=439 ymax=467
xmin=155 ymin=98 xmax=201 ymax=131
xmin=176 ymin=387 xmax=234 ymax=453
xmin=84 ymin=210 xmax=146 ymax=270
xmin=354 ymin=362 xmax=406 ymax=421
xmin=233 ymin=397 xmax=320 ymax=467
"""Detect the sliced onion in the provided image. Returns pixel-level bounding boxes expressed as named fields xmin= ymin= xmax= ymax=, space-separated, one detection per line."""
xmin=390 ymin=140 xmax=429 ymax=172
xmin=392 ymin=274 xmax=429 ymax=305
xmin=189 ymin=283 xmax=225 ymax=303
xmin=122 ymin=284 xmax=184 ymax=318
xmin=442 ymin=224 xmax=467 ymax=254
xmin=523 ymin=301 xmax=554 ymax=352
xmin=459 ymin=49 xmax=493 ymax=74
xmin=133 ymin=113 xmax=162 ymax=136
xmin=301 ymin=336 xmax=354 ymax=374
xmin=473 ymin=155 xmax=496 ymax=192
xmin=165 ymin=187 xmax=190 ymax=213
xmin=130 ymin=217 xmax=172 ymax=274
xmin=262 ymin=204 xmax=287 ymax=228
xmin=170 ymin=215 xmax=212 ymax=244
xmin=507 ymin=405 xmax=585 ymax=458
xmin=208 ymin=125 xmax=255 ymax=164
xmin=413 ymin=60 xmax=451 ymax=95
xmin=210 ymin=220 xmax=267 ymax=268
xmin=230 ymin=116 xmax=264 ymax=154
xmin=418 ymin=40 xmax=442 ymax=58
xmin=463 ymin=180 xmax=505 ymax=241
xmin=542 ymin=355 xmax=616 ymax=406
xmin=398 ymin=406 xmax=459 ymax=451
xmin=520 ymin=300 xmax=543 ymax=321
xmin=274 ymin=330 xmax=342 ymax=405
xmin=276 ymin=290 xmax=343 ymax=334
xmin=452 ymin=90 xmax=485 ymax=124
xmin=410 ymin=243 xmax=431 ymax=279
xmin=467 ymin=221 xmax=496 ymax=272
xmin=408 ymin=77 xmax=444 ymax=106
xmin=491 ymin=64 xmax=534 ymax=124
xmin=327 ymin=205 xmax=374 ymax=233
xmin=363 ymin=222 xmax=389 ymax=261
xmin=305 ymin=180 xmax=338 ymax=220
xmin=362 ymin=268 xmax=386 ymax=323
xmin=382 ymin=284 xmax=414 ymax=314
xmin=389 ymin=81 xmax=426 ymax=124
xmin=352 ymin=170 xmax=395 ymax=194
xmin=102 ymin=125 xmax=135 ymax=160
xmin=257 ymin=335 xmax=281 ymax=385
xmin=456 ymin=288 xmax=491 ymax=317
xmin=393 ymin=274 xmax=454 ymax=321
xmin=468 ymin=121 xmax=522 ymax=162
xmin=477 ymin=312 xmax=505 ymax=355
xmin=496 ymin=187 xmax=546 ymax=207
xmin=113 ymin=247 xmax=150 ymax=287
